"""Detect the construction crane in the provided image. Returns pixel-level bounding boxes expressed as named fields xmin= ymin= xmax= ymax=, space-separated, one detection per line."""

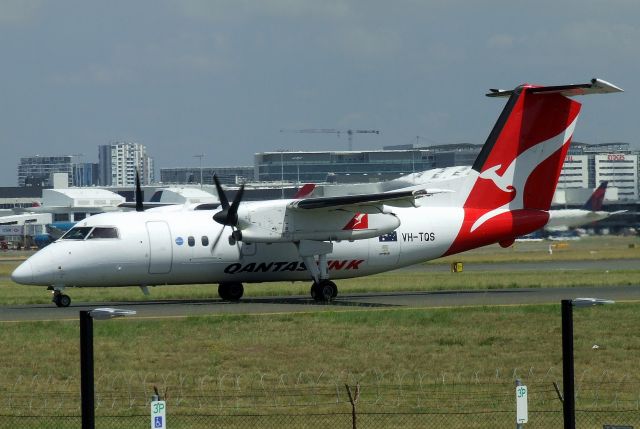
xmin=279 ymin=129 xmax=380 ymax=151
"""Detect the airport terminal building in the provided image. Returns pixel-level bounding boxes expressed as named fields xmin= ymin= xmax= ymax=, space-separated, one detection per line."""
xmin=253 ymin=144 xmax=482 ymax=184
xmin=160 ymin=166 xmax=254 ymax=186
xmin=558 ymin=142 xmax=639 ymax=200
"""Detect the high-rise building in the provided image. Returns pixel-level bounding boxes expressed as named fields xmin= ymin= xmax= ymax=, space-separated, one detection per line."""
xmin=72 ymin=163 xmax=99 ymax=187
xmin=17 ymin=156 xmax=73 ymax=187
xmin=98 ymin=142 xmax=154 ymax=186
xmin=98 ymin=145 xmax=112 ymax=186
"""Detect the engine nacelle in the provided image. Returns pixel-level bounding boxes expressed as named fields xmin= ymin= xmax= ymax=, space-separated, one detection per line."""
xmin=236 ymin=201 xmax=400 ymax=243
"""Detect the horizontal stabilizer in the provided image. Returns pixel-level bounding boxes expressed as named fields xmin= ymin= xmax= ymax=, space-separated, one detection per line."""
xmin=487 ymin=78 xmax=623 ymax=98
xmin=609 ymin=210 xmax=628 ymax=216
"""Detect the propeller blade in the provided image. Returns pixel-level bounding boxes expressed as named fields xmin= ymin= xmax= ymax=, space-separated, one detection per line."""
xmin=213 ymin=174 xmax=229 ymax=209
xmin=213 ymin=208 xmax=230 ymax=225
xmin=229 ymin=183 xmax=245 ymax=217
xmin=211 ymin=225 xmax=226 ymax=253
xmin=213 ymin=181 xmax=245 ymax=227
xmin=135 ymin=169 xmax=144 ymax=212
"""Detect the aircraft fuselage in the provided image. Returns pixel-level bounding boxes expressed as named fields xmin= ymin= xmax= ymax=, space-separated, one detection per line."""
xmin=14 ymin=207 xmax=465 ymax=287
xmin=13 ymin=203 xmax=551 ymax=289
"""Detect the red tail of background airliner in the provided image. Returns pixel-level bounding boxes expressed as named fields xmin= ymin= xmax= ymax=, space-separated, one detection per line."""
xmin=582 ymin=181 xmax=608 ymax=211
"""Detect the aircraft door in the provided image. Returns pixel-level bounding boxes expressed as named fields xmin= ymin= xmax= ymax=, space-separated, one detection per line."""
xmin=146 ymin=221 xmax=173 ymax=274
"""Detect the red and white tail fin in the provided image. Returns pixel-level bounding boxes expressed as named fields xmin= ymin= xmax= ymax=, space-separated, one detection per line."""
xmin=582 ymin=181 xmax=608 ymax=211
xmin=293 ymin=183 xmax=317 ymax=199
xmin=446 ymin=78 xmax=622 ymax=254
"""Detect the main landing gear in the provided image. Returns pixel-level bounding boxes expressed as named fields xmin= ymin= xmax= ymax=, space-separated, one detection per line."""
xmin=297 ymin=240 xmax=339 ymax=303
xmin=49 ymin=287 xmax=71 ymax=307
xmin=218 ymin=282 xmax=244 ymax=301
xmin=310 ymin=280 xmax=338 ymax=302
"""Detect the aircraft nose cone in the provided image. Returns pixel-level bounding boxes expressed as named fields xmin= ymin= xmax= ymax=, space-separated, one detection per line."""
xmin=11 ymin=260 xmax=34 ymax=284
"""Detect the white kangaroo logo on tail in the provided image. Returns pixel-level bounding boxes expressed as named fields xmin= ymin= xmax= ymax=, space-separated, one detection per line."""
xmin=470 ymin=117 xmax=578 ymax=232
xmin=478 ymin=164 xmax=516 ymax=193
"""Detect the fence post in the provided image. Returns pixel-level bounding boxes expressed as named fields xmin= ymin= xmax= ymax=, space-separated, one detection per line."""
xmin=516 ymin=379 xmax=524 ymax=429
xmin=80 ymin=311 xmax=95 ymax=429
xmin=345 ymin=383 xmax=360 ymax=429
xmin=561 ymin=299 xmax=576 ymax=429
xmin=151 ymin=386 xmax=166 ymax=429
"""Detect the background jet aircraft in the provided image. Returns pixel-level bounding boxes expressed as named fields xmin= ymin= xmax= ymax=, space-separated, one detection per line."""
xmin=11 ymin=78 xmax=623 ymax=307
xmin=546 ymin=181 xmax=627 ymax=230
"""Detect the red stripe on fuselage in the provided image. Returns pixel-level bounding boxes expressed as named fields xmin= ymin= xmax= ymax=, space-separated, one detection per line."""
xmin=445 ymin=209 xmax=549 ymax=256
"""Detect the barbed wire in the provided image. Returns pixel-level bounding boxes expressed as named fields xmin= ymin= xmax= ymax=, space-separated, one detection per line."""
xmin=1 ymin=368 xmax=639 ymax=415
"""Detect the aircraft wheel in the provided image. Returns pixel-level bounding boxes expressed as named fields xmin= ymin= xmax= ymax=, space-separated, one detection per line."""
xmin=53 ymin=293 xmax=71 ymax=307
xmin=312 ymin=280 xmax=336 ymax=302
xmin=218 ymin=282 xmax=244 ymax=301
xmin=310 ymin=283 xmax=318 ymax=300
xmin=227 ymin=282 xmax=244 ymax=301
xmin=58 ymin=294 xmax=71 ymax=307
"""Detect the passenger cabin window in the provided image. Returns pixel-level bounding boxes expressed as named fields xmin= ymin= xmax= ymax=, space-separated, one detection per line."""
xmin=87 ymin=227 xmax=119 ymax=239
xmin=61 ymin=227 xmax=93 ymax=240
xmin=188 ymin=236 xmax=195 ymax=247
xmin=201 ymin=236 xmax=209 ymax=246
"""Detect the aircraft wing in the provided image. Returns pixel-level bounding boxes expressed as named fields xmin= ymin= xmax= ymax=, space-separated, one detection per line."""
xmin=288 ymin=189 xmax=451 ymax=211
xmin=235 ymin=189 xmax=447 ymax=243
xmin=118 ymin=202 xmax=178 ymax=211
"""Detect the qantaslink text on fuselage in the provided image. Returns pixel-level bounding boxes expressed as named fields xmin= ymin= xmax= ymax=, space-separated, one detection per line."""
xmin=223 ymin=260 xmax=365 ymax=274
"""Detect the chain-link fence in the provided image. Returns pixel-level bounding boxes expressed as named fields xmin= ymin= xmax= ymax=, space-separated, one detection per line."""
xmin=0 ymin=410 xmax=638 ymax=428
xmin=1 ymin=369 xmax=638 ymax=428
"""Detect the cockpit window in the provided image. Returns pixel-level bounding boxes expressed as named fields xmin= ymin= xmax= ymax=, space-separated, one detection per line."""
xmin=87 ymin=227 xmax=119 ymax=239
xmin=61 ymin=227 xmax=93 ymax=240
xmin=60 ymin=226 xmax=119 ymax=240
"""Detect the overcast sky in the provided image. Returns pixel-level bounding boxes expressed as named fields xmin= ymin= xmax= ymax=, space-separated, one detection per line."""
xmin=0 ymin=0 xmax=638 ymax=185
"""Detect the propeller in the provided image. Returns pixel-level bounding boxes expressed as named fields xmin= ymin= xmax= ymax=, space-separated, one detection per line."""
xmin=135 ymin=169 xmax=144 ymax=212
xmin=211 ymin=174 xmax=245 ymax=251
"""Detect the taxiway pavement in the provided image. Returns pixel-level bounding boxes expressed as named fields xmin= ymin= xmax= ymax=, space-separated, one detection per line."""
xmin=1 ymin=284 xmax=639 ymax=322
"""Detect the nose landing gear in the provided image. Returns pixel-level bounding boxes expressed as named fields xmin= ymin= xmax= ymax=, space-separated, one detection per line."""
xmin=50 ymin=287 xmax=71 ymax=307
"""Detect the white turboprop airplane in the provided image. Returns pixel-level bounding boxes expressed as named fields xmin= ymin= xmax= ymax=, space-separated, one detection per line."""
xmin=11 ymin=78 xmax=622 ymax=307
